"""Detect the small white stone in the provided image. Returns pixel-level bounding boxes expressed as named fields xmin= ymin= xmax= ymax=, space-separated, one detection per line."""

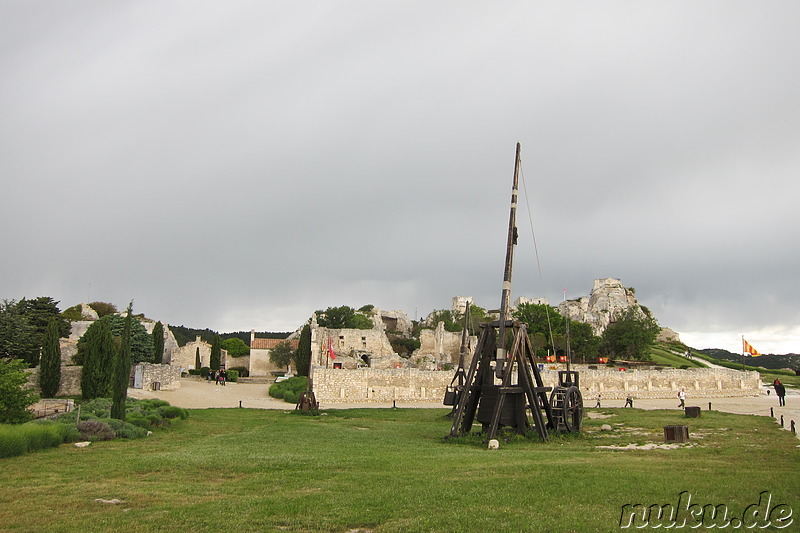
xmin=74 ymin=441 xmax=91 ymax=448
xmin=600 ymin=424 xmax=613 ymax=431
xmin=487 ymin=439 xmax=500 ymax=450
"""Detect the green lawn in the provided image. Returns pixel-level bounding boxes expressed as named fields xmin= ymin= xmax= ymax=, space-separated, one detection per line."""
xmin=0 ymin=407 xmax=797 ymax=532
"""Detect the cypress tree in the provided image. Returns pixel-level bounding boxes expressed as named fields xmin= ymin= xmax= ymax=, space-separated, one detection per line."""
xmin=294 ymin=324 xmax=311 ymax=376
xmin=152 ymin=321 xmax=165 ymax=363
xmin=80 ymin=317 xmax=115 ymax=400
xmin=39 ymin=318 xmax=62 ymax=397
xmin=195 ymin=347 xmax=201 ymax=370
xmin=210 ymin=335 xmax=221 ymax=371
xmin=111 ymin=303 xmax=134 ymax=420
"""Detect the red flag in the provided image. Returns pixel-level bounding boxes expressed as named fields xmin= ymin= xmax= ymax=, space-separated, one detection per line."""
xmin=743 ymin=338 xmax=761 ymax=357
xmin=328 ymin=336 xmax=336 ymax=360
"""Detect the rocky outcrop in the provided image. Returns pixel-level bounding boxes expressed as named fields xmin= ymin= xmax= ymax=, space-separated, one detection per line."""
xmin=557 ymin=278 xmax=645 ymax=336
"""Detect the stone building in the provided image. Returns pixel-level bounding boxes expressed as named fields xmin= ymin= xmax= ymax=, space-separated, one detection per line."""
xmin=166 ymin=336 xmax=227 ymax=372
xmin=245 ymin=333 xmax=299 ymax=376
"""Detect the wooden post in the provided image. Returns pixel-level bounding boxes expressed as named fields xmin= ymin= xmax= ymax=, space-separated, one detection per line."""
xmin=496 ymin=142 xmax=521 ymax=379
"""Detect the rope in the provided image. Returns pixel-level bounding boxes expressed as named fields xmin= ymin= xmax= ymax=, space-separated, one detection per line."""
xmin=518 ymin=160 xmax=557 ymax=353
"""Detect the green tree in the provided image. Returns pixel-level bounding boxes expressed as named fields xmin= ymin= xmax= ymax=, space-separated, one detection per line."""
xmin=210 ymin=335 xmax=221 ymax=371
xmin=569 ymin=321 xmax=601 ymax=362
xmin=0 ymin=358 xmax=39 ymax=424
xmin=111 ymin=303 xmax=134 ymax=420
xmin=294 ymin=325 xmax=311 ymax=376
xmin=270 ymin=341 xmax=295 ymax=373
xmin=152 ymin=321 xmax=165 ymax=364
xmin=88 ymin=301 xmax=118 ymax=318
xmin=39 ymin=318 xmax=62 ymax=397
xmin=601 ymin=308 xmax=660 ymax=361
xmin=315 ymin=306 xmax=373 ymax=329
xmin=80 ymin=316 xmax=116 ymax=400
xmin=425 ymin=309 xmax=462 ymax=332
xmin=18 ymin=297 xmax=71 ymax=348
xmin=512 ymin=302 xmax=602 ymax=360
xmin=221 ymin=337 xmax=249 ymax=357
xmin=74 ymin=315 xmax=153 ymax=365
xmin=0 ymin=300 xmax=39 ymax=365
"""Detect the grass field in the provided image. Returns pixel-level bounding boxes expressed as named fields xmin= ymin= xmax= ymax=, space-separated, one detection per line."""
xmin=647 ymin=346 xmax=706 ymax=368
xmin=0 ymin=407 xmax=797 ymax=532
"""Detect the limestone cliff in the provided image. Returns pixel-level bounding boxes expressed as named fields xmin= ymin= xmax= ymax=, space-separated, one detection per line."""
xmin=557 ymin=278 xmax=646 ymax=336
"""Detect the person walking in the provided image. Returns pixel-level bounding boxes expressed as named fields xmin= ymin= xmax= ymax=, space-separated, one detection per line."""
xmin=625 ymin=396 xmax=634 ymax=408
xmin=774 ymin=379 xmax=786 ymax=407
xmin=595 ymin=394 xmax=601 ymax=408
xmin=678 ymin=388 xmax=686 ymax=409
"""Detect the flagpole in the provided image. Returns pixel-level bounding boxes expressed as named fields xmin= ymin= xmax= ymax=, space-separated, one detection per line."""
xmin=741 ymin=335 xmax=745 ymax=370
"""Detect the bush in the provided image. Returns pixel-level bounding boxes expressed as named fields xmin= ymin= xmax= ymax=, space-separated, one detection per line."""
xmin=226 ymin=369 xmax=239 ymax=382
xmin=77 ymin=420 xmax=115 ymax=441
xmin=159 ymin=406 xmax=189 ymax=420
xmin=105 ymin=418 xmax=147 ymax=439
xmin=127 ymin=414 xmax=150 ymax=429
xmin=268 ymin=376 xmax=309 ymax=403
xmin=229 ymin=366 xmax=249 ymax=378
xmin=283 ymin=390 xmax=300 ymax=404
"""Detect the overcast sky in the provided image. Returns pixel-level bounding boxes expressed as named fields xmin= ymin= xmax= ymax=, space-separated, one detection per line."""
xmin=2 ymin=2 xmax=798 ymax=355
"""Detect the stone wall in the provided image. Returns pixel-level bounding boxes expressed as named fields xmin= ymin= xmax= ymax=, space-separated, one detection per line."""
xmin=133 ymin=363 xmax=182 ymax=391
xmin=312 ymin=367 xmax=453 ymax=403
xmin=311 ymin=326 xmax=396 ymax=366
xmin=26 ymin=366 xmax=83 ymax=397
xmin=415 ymin=323 xmax=476 ymax=369
xmin=311 ymin=365 xmax=761 ymax=404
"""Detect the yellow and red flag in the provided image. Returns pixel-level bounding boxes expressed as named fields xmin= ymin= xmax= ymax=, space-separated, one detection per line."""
xmin=742 ymin=338 xmax=761 ymax=357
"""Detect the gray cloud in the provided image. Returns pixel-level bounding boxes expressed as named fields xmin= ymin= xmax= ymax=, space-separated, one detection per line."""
xmin=2 ymin=1 xmax=799 ymax=353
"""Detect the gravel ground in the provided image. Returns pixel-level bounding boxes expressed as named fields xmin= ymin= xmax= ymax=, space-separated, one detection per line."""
xmin=128 ymin=378 xmax=800 ymax=438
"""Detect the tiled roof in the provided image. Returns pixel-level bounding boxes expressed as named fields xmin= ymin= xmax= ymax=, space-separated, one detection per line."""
xmin=251 ymin=338 xmax=298 ymax=350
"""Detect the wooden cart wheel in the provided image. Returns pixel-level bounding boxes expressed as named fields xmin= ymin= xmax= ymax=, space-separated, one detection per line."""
xmin=549 ymin=385 xmax=584 ymax=433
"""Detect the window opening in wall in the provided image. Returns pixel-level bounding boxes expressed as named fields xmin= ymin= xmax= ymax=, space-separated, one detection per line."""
xmin=362 ymin=336 xmax=367 ymax=348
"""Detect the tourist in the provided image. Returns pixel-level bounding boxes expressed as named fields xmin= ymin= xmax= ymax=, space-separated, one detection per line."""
xmin=774 ymin=379 xmax=786 ymax=407
xmin=220 ymin=369 xmax=227 ymax=386
xmin=595 ymin=394 xmax=601 ymax=408
xmin=625 ymin=396 xmax=633 ymax=408
xmin=678 ymin=388 xmax=686 ymax=409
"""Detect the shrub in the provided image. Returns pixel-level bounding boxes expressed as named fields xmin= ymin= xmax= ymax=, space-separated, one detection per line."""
xmin=269 ymin=376 xmax=309 ymax=403
xmin=127 ymin=415 xmax=150 ymax=429
xmin=283 ymin=390 xmax=300 ymax=404
xmin=77 ymin=420 xmax=115 ymax=441
xmin=226 ymin=369 xmax=239 ymax=382
xmin=0 ymin=425 xmax=29 ymax=458
xmin=145 ymin=413 xmax=168 ymax=427
xmin=229 ymin=366 xmax=249 ymax=378
xmin=61 ymin=424 xmax=81 ymax=442
xmin=105 ymin=418 xmax=147 ymax=439
xmin=60 ymin=305 xmax=84 ymax=322
xmin=159 ymin=406 xmax=189 ymax=420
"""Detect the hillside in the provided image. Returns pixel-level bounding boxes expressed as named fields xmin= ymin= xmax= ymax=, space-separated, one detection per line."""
xmin=698 ymin=348 xmax=800 ymax=372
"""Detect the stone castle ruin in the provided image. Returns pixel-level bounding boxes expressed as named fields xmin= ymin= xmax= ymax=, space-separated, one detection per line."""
xmin=557 ymin=277 xmax=648 ymax=336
